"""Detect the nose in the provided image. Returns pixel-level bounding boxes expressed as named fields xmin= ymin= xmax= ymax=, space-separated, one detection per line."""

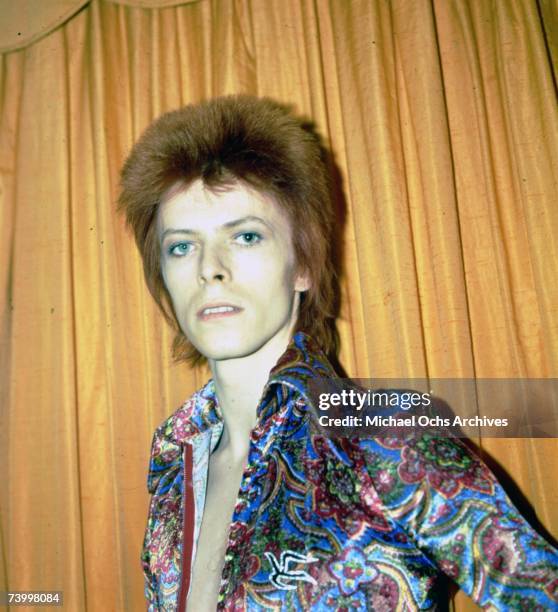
xmin=198 ymin=242 xmax=230 ymax=285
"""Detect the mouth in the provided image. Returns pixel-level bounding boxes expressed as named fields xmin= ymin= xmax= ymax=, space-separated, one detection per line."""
xmin=197 ymin=303 xmax=243 ymax=321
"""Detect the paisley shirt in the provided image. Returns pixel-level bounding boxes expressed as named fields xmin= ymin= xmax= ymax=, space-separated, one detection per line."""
xmin=142 ymin=332 xmax=558 ymax=610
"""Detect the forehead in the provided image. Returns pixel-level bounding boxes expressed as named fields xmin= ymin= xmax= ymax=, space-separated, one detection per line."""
xmin=157 ymin=179 xmax=294 ymax=236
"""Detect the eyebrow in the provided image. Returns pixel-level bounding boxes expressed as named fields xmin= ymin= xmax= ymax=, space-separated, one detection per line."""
xmin=160 ymin=215 xmax=274 ymax=241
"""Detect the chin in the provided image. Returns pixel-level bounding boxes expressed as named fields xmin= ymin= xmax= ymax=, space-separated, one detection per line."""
xmin=191 ymin=334 xmax=274 ymax=363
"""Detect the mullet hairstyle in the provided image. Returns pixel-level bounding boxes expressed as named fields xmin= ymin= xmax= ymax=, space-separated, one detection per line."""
xmin=118 ymin=95 xmax=337 ymax=366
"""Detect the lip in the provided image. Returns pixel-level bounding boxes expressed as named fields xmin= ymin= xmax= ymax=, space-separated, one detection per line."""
xmin=196 ymin=302 xmax=244 ymax=321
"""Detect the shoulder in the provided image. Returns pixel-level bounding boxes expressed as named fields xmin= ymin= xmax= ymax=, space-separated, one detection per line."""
xmin=308 ymin=429 xmax=497 ymax=509
xmin=356 ymin=432 xmax=496 ymax=503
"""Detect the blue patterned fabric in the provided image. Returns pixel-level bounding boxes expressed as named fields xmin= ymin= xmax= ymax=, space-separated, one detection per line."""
xmin=142 ymin=332 xmax=558 ymax=610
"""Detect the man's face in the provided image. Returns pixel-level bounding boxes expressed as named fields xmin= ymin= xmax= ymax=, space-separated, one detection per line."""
xmin=157 ymin=179 xmax=309 ymax=362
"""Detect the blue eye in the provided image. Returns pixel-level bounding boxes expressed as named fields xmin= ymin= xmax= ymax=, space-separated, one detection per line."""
xmin=167 ymin=242 xmax=192 ymax=257
xmin=235 ymin=232 xmax=262 ymax=245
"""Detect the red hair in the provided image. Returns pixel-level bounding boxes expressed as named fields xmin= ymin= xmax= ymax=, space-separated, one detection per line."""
xmin=118 ymin=95 xmax=337 ymax=365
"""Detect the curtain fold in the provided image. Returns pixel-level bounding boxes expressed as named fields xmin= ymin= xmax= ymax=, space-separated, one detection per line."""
xmin=0 ymin=0 xmax=203 ymax=52
xmin=1 ymin=0 xmax=556 ymax=609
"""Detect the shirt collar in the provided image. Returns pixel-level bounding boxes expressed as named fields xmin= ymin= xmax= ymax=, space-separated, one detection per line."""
xmin=258 ymin=331 xmax=338 ymax=421
xmin=185 ymin=331 xmax=338 ymax=434
xmin=146 ymin=331 xmax=337 ymax=493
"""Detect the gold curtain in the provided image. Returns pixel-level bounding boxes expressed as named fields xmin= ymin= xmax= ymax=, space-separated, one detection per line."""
xmin=0 ymin=1 xmax=202 ymax=53
xmin=1 ymin=0 xmax=557 ymax=610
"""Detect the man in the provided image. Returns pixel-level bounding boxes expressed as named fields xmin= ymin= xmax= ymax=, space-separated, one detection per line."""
xmin=119 ymin=96 xmax=558 ymax=611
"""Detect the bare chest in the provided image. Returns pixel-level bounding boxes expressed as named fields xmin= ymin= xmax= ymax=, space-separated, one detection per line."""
xmin=187 ymin=455 xmax=246 ymax=610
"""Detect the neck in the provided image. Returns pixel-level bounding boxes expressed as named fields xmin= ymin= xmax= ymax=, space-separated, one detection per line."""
xmin=208 ymin=329 xmax=294 ymax=461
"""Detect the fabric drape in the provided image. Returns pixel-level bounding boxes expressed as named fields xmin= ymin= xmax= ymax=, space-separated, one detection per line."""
xmin=0 ymin=0 xmax=201 ymax=52
xmin=1 ymin=1 xmax=556 ymax=610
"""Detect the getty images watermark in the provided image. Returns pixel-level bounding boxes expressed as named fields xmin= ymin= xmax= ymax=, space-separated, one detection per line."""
xmin=307 ymin=379 xmax=558 ymax=438
xmin=315 ymin=388 xmax=508 ymax=429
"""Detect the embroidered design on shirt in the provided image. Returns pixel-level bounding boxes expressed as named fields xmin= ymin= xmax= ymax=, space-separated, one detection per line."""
xmin=264 ymin=550 xmax=319 ymax=590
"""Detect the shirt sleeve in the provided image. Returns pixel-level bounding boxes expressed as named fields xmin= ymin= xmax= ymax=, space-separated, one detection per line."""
xmin=359 ymin=434 xmax=558 ymax=610
xmin=141 ymin=499 xmax=160 ymax=610
xmin=141 ymin=431 xmax=162 ymax=610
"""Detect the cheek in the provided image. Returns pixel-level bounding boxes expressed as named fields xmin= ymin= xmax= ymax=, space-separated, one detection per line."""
xmin=237 ymin=249 xmax=296 ymax=286
xmin=161 ymin=262 xmax=195 ymax=309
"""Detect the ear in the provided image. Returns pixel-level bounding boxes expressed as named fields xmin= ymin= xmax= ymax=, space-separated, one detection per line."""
xmin=294 ymin=270 xmax=311 ymax=293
